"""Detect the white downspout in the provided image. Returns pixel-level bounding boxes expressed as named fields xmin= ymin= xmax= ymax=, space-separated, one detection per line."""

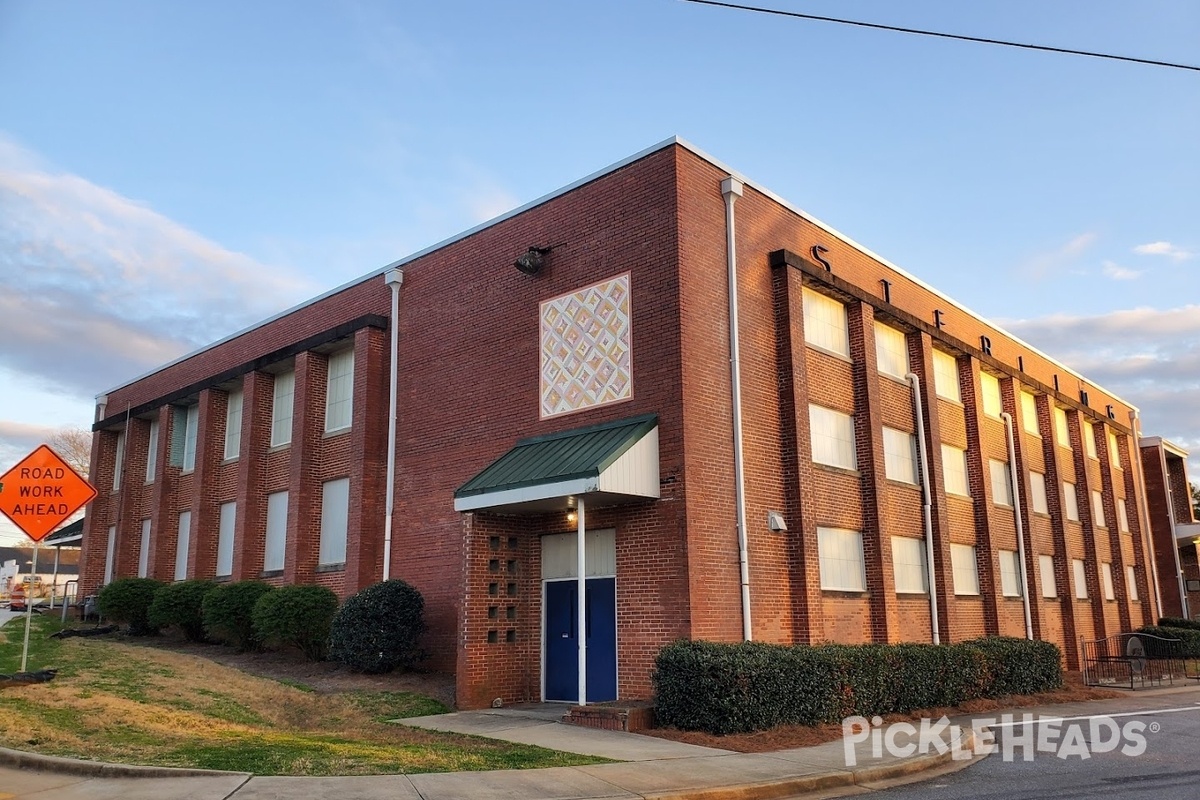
xmin=383 ymin=268 xmax=404 ymax=581
xmin=1157 ymin=445 xmax=1188 ymax=619
xmin=906 ymin=372 xmax=940 ymax=644
xmin=721 ymin=176 xmax=752 ymax=642
xmin=1130 ymin=411 xmax=1165 ymax=618
xmin=576 ymin=497 xmax=587 ymax=705
xmin=1000 ymin=412 xmax=1034 ymax=640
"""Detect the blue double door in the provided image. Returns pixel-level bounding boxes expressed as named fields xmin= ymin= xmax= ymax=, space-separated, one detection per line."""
xmin=544 ymin=577 xmax=617 ymax=702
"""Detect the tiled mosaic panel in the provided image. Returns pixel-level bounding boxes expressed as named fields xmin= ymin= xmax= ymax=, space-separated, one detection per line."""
xmin=540 ymin=274 xmax=631 ymax=418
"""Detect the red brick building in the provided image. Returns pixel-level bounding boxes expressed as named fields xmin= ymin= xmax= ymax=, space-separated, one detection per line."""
xmin=1139 ymin=437 xmax=1198 ymax=619
xmin=82 ymin=139 xmax=1166 ymax=708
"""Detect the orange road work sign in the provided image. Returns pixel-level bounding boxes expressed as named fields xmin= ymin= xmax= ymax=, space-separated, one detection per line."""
xmin=0 ymin=445 xmax=97 ymax=542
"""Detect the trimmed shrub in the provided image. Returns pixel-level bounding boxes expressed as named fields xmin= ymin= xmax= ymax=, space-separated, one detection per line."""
xmin=96 ymin=577 xmax=164 ymax=635
xmin=966 ymin=636 xmax=1064 ymax=696
xmin=252 ymin=585 xmax=339 ymax=661
xmin=653 ymin=636 xmax=1063 ymax=735
xmin=328 ymin=579 xmax=426 ymax=674
xmin=148 ymin=579 xmax=217 ymax=642
xmin=202 ymin=581 xmax=275 ymax=651
xmin=1158 ymin=617 xmax=1200 ymax=632
xmin=1138 ymin=625 xmax=1200 ymax=658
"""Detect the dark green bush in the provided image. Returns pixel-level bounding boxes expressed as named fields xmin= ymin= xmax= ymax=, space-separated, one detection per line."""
xmin=202 ymin=581 xmax=275 ymax=651
xmin=1137 ymin=626 xmax=1200 ymax=658
xmin=966 ymin=636 xmax=1064 ymax=696
xmin=653 ymin=636 xmax=1063 ymax=735
xmin=328 ymin=580 xmax=426 ymax=674
xmin=148 ymin=579 xmax=217 ymax=642
xmin=96 ymin=577 xmax=164 ymax=635
xmin=252 ymin=584 xmax=339 ymax=661
xmin=1158 ymin=617 xmax=1200 ymax=632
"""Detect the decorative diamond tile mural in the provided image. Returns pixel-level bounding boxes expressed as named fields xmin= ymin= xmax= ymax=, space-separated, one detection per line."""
xmin=540 ymin=274 xmax=632 ymax=418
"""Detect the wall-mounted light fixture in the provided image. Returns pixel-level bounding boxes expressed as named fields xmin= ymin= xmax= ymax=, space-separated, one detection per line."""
xmin=567 ymin=511 xmax=578 ymax=524
xmin=514 ymin=245 xmax=554 ymax=275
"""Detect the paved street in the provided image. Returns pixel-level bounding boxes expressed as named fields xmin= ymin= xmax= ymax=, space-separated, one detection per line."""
xmin=869 ymin=690 xmax=1200 ymax=800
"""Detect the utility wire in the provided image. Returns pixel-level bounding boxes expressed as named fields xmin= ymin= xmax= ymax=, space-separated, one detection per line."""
xmin=683 ymin=0 xmax=1200 ymax=73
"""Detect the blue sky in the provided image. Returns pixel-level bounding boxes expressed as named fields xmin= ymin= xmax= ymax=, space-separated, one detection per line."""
xmin=1 ymin=0 xmax=1197 ymax=544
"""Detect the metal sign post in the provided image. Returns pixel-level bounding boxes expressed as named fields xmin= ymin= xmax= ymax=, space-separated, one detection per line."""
xmin=20 ymin=542 xmax=39 ymax=673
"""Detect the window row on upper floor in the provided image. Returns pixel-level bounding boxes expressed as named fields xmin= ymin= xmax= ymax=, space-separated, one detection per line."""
xmin=800 ymin=286 xmax=1123 ymax=470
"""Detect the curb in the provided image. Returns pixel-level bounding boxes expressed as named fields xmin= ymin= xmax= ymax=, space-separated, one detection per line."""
xmin=0 ymin=745 xmax=251 ymax=779
xmin=639 ymin=727 xmax=981 ymax=800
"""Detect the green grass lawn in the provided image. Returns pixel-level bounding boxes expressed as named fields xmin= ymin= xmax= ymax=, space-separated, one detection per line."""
xmin=0 ymin=615 xmax=607 ymax=775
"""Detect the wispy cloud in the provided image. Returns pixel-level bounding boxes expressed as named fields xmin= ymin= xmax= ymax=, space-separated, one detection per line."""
xmin=1018 ymin=232 xmax=1097 ymax=281
xmin=0 ymin=133 xmax=317 ymax=400
xmin=1133 ymin=241 xmax=1193 ymax=261
xmin=1003 ymin=304 xmax=1200 ymax=475
xmin=1102 ymin=261 xmax=1141 ymax=281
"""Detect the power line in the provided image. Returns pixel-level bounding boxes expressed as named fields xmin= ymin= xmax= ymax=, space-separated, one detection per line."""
xmin=683 ymin=0 xmax=1200 ymax=73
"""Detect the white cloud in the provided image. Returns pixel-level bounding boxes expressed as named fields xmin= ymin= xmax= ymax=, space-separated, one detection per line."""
xmin=0 ymin=133 xmax=318 ymax=399
xmin=1133 ymin=241 xmax=1193 ymax=261
xmin=1018 ymin=232 xmax=1097 ymax=281
xmin=1102 ymin=261 xmax=1141 ymax=281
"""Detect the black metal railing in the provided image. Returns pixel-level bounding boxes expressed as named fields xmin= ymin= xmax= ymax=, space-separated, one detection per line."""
xmin=1081 ymin=632 xmax=1184 ymax=689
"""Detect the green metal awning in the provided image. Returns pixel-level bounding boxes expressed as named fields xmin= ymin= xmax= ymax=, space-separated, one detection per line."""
xmin=454 ymin=413 xmax=660 ymax=513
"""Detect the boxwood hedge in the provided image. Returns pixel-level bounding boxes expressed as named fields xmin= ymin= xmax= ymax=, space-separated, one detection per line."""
xmin=1137 ymin=625 xmax=1200 ymax=658
xmin=148 ymin=579 xmax=217 ymax=642
xmin=96 ymin=577 xmax=163 ymax=636
xmin=1158 ymin=617 xmax=1200 ymax=632
xmin=653 ymin=636 xmax=1062 ymax=735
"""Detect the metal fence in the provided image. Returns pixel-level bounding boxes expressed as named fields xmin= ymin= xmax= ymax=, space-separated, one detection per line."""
xmin=1081 ymin=632 xmax=1184 ymax=689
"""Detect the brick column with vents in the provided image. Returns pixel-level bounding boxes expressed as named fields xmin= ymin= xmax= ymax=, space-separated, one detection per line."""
xmin=187 ymin=389 xmax=224 ymax=579
xmin=848 ymin=301 xmax=898 ymax=642
xmin=148 ymin=405 xmax=178 ymax=582
xmin=233 ymin=372 xmax=273 ymax=580
xmin=285 ymin=351 xmax=325 ymax=585
xmin=1067 ymin=410 xmax=1109 ymax=640
xmin=771 ymin=261 xmax=823 ymax=642
xmin=1095 ymin=422 xmax=1133 ymax=632
xmin=999 ymin=377 xmax=1043 ymax=638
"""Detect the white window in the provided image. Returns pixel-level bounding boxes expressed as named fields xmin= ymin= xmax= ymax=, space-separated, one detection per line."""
xmin=942 ymin=444 xmax=970 ymax=497
xmin=1039 ymin=554 xmax=1057 ymax=598
xmin=1073 ymin=558 xmax=1088 ymax=599
xmin=264 ymin=491 xmax=289 ymax=573
xmin=874 ymin=323 xmax=908 ymax=379
xmin=104 ymin=525 xmax=116 ymax=585
xmin=1030 ymin=472 xmax=1049 ymax=515
xmin=803 ymin=287 xmax=850 ymax=358
xmin=1117 ymin=498 xmax=1130 ymax=533
xmin=271 ymin=370 xmax=296 ymax=447
xmin=883 ymin=427 xmax=918 ymax=484
xmin=981 ymin=372 xmax=1002 ymax=417
xmin=1107 ymin=430 xmax=1121 ymax=469
xmin=1063 ymin=482 xmax=1080 ymax=522
xmin=325 ymin=350 xmax=355 ymax=432
xmin=145 ymin=419 xmax=159 ymax=483
xmin=216 ymin=501 xmax=236 ymax=578
xmin=818 ymin=527 xmax=866 ymax=592
xmin=182 ymin=404 xmax=199 ymax=472
xmin=224 ymin=389 xmax=243 ymax=460
xmin=175 ymin=510 xmax=192 ymax=581
xmin=810 ymin=405 xmax=856 ymax=470
xmin=1091 ymin=491 xmax=1106 ymax=527
xmin=989 ymin=459 xmax=1013 ymax=507
xmin=318 ymin=478 xmax=350 ymax=566
xmin=1084 ymin=421 xmax=1097 ymax=459
xmin=933 ymin=349 xmax=961 ymax=402
xmin=112 ymin=431 xmax=125 ymax=490
xmin=1054 ymin=407 xmax=1071 ymax=449
xmin=951 ymin=543 xmax=980 ymax=595
xmin=1101 ymin=562 xmax=1115 ymax=601
xmin=892 ymin=536 xmax=928 ymax=594
xmin=999 ymin=550 xmax=1022 ymax=597
xmin=138 ymin=519 xmax=151 ymax=578
xmin=1020 ymin=392 xmax=1039 ymax=435
xmin=1127 ymin=566 xmax=1139 ymax=601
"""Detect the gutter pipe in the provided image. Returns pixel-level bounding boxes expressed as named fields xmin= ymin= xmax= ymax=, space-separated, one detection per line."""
xmin=383 ymin=268 xmax=404 ymax=581
xmin=721 ymin=176 xmax=753 ymax=642
xmin=1000 ymin=412 xmax=1034 ymax=640
xmin=906 ymin=372 xmax=940 ymax=644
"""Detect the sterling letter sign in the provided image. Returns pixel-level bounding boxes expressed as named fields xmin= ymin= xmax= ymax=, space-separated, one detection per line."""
xmin=0 ymin=445 xmax=98 ymax=542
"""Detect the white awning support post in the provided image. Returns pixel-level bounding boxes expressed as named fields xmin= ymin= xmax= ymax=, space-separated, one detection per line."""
xmin=576 ymin=496 xmax=587 ymax=706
